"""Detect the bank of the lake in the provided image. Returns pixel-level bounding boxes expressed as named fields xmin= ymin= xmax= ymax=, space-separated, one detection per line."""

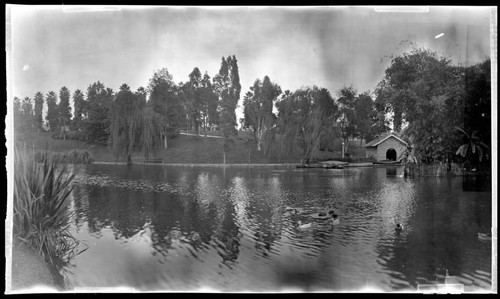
xmin=19 ymin=132 xmax=491 ymax=178
xmin=10 ymin=241 xmax=57 ymax=292
xmin=18 ymin=131 xmax=365 ymax=165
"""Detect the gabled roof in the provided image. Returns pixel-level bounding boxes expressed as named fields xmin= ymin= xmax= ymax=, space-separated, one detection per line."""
xmin=363 ymin=133 xmax=408 ymax=147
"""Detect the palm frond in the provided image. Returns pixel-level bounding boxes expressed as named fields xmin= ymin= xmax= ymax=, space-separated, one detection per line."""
xmin=455 ymin=144 xmax=468 ymax=157
xmin=478 ymin=141 xmax=491 ymax=152
xmin=455 ymin=126 xmax=469 ymax=138
xmin=476 ymin=145 xmax=483 ymax=162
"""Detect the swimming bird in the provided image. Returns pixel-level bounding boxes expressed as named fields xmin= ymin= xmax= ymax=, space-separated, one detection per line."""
xmin=311 ymin=210 xmax=335 ymax=220
xmin=395 ymin=223 xmax=404 ymax=231
xmin=298 ymin=220 xmax=312 ymax=229
xmin=477 ymin=232 xmax=491 ymax=241
xmin=331 ymin=214 xmax=340 ymax=226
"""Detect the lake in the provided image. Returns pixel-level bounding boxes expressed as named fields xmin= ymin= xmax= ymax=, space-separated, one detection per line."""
xmin=60 ymin=164 xmax=492 ymax=292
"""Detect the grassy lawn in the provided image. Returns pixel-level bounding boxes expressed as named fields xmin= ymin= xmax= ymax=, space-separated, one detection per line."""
xmin=16 ymin=131 xmax=116 ymax=162
xmin=15 ymin=131 xmax=366 ymax=164
xmin=329 ymin=138 xmax=367 ymax=159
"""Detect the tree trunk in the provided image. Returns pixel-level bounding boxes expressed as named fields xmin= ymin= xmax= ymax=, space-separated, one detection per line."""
xmin=127 ymin=153 xmax=132 ymax=165
xmin=204 ymin=119 xmax=207 ymax=138
xmin=256 ymin=129 xmax=263 ymax=151
xmin=195 ymin=118 xmax=200 ymax=136
xmin=164 ymin=134 xmax=168 ymax=149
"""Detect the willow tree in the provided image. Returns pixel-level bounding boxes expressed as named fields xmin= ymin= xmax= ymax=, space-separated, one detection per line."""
xmin=271 ymin=87 xmax=337 ymax=163
xmin=108 ymin=84 xmax=142 ymax=164
xmin=138 ymin=107 xmax=164 ymax=159
xmin=301 ymin=87 xmax=337 ymax=162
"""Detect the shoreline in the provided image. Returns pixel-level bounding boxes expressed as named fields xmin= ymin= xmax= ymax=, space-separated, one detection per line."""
xmin=9 ymin=240 xmax=59 ymax=293
xmin=93 ymin=161 xmax=300 ymax=167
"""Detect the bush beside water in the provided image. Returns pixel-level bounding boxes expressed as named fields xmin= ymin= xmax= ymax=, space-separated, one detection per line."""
xmin=404 ymin=162 xmax=468 ymax=177
xmin=13 ymin=145 xmax=87 ymax=271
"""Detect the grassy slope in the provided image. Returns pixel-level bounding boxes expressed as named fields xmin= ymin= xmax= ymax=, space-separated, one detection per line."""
xmin=16 ymin=131 xmax=366 ymax=164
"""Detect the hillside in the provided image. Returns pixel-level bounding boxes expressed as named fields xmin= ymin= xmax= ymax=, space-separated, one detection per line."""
xmin=14 ymin=131 xmax=366 ymax=164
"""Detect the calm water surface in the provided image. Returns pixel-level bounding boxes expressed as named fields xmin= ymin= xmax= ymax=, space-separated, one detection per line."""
xmin=63 ymin=165 xmax=492 ymax=292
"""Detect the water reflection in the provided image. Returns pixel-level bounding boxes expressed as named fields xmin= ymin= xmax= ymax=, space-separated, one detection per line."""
xmin=64 ymin=165 xmax=492 ymax=292
xmin=462 ymin=175 xmax=491 ymax=192
xmin=375 ymin=176 xmax=492 ymax=291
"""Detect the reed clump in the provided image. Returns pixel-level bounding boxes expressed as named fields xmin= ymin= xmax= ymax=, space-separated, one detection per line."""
xmin=13 ymin=144 xmax=86 ymax=268
xmin=35 ymin=149 xmax=94 ymax=164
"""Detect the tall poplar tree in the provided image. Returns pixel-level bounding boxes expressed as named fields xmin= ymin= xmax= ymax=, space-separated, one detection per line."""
xmin=214 ymin=55 xmax=241 ymax=155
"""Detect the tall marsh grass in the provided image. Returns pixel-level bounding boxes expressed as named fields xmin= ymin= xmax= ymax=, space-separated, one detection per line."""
xmin=35 ymin=149 xmax=94 ymax=164
xmin=13 ymin=144 xmax=87 ymax=268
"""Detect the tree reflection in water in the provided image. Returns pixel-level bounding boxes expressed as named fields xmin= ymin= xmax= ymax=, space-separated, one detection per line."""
xmin=64 ymin=165 xmax=491 ymax=291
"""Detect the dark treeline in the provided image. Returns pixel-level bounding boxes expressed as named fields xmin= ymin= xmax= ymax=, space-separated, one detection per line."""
xmin=13 ymin=47 xmax=491 ymax=170
xmin=14 ymin=55 xmax=241 ymax=163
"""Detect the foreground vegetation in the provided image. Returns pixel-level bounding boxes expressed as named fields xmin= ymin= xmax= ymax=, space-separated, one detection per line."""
xmin=13 ymin=144 xmax=86 ymax=272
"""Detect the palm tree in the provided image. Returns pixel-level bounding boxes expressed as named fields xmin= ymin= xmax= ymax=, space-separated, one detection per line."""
xmin=455 ymin=126 xmax=490 ymax=170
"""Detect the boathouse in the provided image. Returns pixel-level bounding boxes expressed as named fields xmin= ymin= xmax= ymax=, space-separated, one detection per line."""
xmin=363 ymin=133 xmax=408 ymax=162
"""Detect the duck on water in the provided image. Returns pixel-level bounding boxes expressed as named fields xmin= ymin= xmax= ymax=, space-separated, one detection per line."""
xmin=310 ymin=210 xmax=335 ymax=220
xmin=298 ymin=212 xmax=340 ymax=229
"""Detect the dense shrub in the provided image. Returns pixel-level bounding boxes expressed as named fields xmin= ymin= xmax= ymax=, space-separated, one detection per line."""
xmin=404 ymin=162 xmax=466 ymax=177
xmin=52 ymin=130 xmax=87 ymax=141
xmin=13 ymin=145 xmax=87 ymax=267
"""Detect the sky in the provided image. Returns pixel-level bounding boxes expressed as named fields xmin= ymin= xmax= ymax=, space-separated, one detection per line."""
xmin=6 ymin=6 xmax=493 ymax=123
